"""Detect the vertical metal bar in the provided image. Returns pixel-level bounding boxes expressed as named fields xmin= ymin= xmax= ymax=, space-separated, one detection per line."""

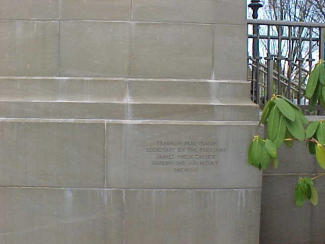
xmin=266 ymin=25 xmax=272 ymax=102
xmin=262 ymin=67 xmax=267 ymax=104
xmin=320 ymin=27 xmax=325 ymax=61
xmin=298 ymin=26 xmax=303 ymax=105
xmin=308 ymin=27 xmax=316 ymax=112
xmin=308 ymin=27 xmax=314 ymax=71
xmin=277 ymin=26 xmax=283 ymax=96
xmin=267 ymin=57 xmax=274 ymax=101
xmin=256 ymin=24 xmax=261 ymax=105
xmin=265 ymin=24 xmax=273 ymax=101
xmin=252 ymin=23 xmax=261 ymax=105
xmin=287 ymin=26 xmax=292 ymax=100
xmin=256 ymin=58 xmax=261 ymax=105
xmin=267 ymin=25 xmax=271 ymax=57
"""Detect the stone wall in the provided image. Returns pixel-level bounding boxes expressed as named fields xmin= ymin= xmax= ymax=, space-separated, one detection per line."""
xmin=260 ymin=118 xmax=325 ymax=243
xmin=0 ymin=1 xmax=262 ymax=243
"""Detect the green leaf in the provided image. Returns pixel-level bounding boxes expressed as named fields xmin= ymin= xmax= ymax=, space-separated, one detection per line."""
xmin=284 ymin=130 xmax=294 ymax=148
xmin=308 ymin=141 xmax=316 ymax=155
xmin=274 ymin=98 xmax=296 ymax=121
xmin=286 ymin=117 xmax=305 ymax=141
xmin=251 ymin=139 xmax=263 ymax=169
xmin=306 ymin=121 xmax=320 ymax=139
xmin=267 ymin=106 xmax=280 ymax=141
xmin=265 ymin=139 xmax=277 ymax=158
xmin=316 ymin=143 xmax=325 ymax=170
xmin=260 ymin=146 xmax=271 ymax=170
xmin=247 ymin=140 xmax=254 ymax=165
xmin=304 ymin=178 xmax=313 ymax=187
xmin=259 ymin=100 xmax=274 ymax=126
xmin=305 ymin=64 xmax=320 ymax=99
xmin=295 ymin=110 xmax=308 ymax=125
xmin=318 ymin=88 xmax=325 ymax=108
xmin=294 ymin=182 xmax=305 ymax=207
xmin=271 ymin=157 xmax=279 ymax=169
xmin=273 ymin=115 xmax=287 ymax=148
xmin=317 ymin=122 xmax=325 ymax=145
xmin=310 ymin=186 xmax=319 ymax=206
xmin=309 ymin=82 xmax=321 ymax=112
xmin=279 ymin=95 xmax=301 ymax=111
xmin=304 ymin=182 xmax=312 ymax=199
xmin=320 ymin=89 xmax=325 ymax=108
xmin=319 ymin=63 xmax=325 ymax=85
xmin=322 ymin=86 xmax=325 ymax=105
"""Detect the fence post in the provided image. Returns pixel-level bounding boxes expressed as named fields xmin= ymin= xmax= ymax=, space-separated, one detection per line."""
xmin=266 ymin=56 xmax=274 ymax=101
xmin=321 ymin=28 xmax=325 ymax=61
xmin=248 ymin=0 xmax=263 ymax=20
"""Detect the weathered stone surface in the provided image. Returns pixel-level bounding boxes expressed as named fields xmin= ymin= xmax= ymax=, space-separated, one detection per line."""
xmin=260 ymin=176 xmax=313 ymax=244
xmin=0 ymin=102 xmax=126 ymax=119
xmin=0 ymin=0 xmax=60 ymax=20
xmin=0 ymin=102 xmax=258 ymax=121
xmin=124 ymin=189 xmax=261 ymax=244
xmin=0 ymin=77 xmax=251 ymax=105
xmin=0 ymin=122 xmax=105 ymax=187
xmin=0 ymin=188 xmax=123 ymax=244
xmin=60 ymin=22 xmax=130 ymax=77
xmin=106 ymin=123 xmax=262 ymax=188
xmin=60 ymin=0 xmax=131 ymax=20
xmin=132 ymin=0 xmax=246 ymax=24
xmin=0 ymin=1 xmax=262 ymax=243
xmin=129 ymin=104 xmax=259 ymax=121
xmin=264 ymin=143 xmax=317 ymax=174
xmin=260 ymin=118 xmax=325 ymax=243
xmin=128 ymin=80 xmax=252 ymax=104
xmin=0 ymin=78 xmax=127 ymax=102
xmin=311 ymin=177 xmax=325 ymax=243
xmin=129 ymin=23 xmax=213 ymax=79
xmin=214 ymin=24 xmax=247 ymax=80
xmin=0 ymin=21 xmax=59 ymax=76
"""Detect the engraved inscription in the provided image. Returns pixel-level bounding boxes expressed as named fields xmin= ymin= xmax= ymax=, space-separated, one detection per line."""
xmin=145 ymin=141 xmax=226 ymax=173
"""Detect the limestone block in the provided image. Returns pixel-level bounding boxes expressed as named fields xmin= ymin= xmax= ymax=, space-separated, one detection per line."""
xmin=214 ymin=24 xmax=247 ymax=80
xmin=60 ymin=22 xmax=130 ymax=77
xmin=124 ymin=189 xmax=261 ymax=244
xmin=0 ymin=78 xmax=127 ymax=102
xmin=311 ymin=177 xmax=325 ymax=243
xmin=0 ymin=21 xmax=59 ymax=76
xmin=106 ymin=123 xmax=262 ymax=188
xmin=129 ymin=23 xmax=213 ymax=79
xmin=260 ymin=176 xmax=312 ymax=243
xmin=264 ymin=143 xmax=317 ymax=174
xmin=128 ymin=79 xmax=252 ymax=104
xmin=0 ymin=102 xmax=126 ymax=119
xmin=132 ymin=0 xmax=246 ymax=25
xmin=0 ymin=0 xmax=60 ymax=20
xmin=60 ymin=0 xmax=131 ymax=20
xmin=129 ymin=104 xmax=259 ymax=121
xmin=0 ymin=188 xmax=123 ymax=244
xmin=0 ymin=103 xmax=257 ymax=121
xmin=0 ymin=122 xmax=105 ymax=187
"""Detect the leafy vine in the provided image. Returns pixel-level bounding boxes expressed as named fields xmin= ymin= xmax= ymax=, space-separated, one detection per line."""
xmin=248 ymin=60 xmax=325 ymax=207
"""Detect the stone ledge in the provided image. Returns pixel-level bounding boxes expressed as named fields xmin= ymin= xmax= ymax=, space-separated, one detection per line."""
xmin=0 ymin=77 xmax=252 ymax=104
xmin=0 ymin=101 xmax=258 ymax=121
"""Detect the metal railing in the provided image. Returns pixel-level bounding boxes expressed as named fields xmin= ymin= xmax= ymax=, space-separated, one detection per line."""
xmin=248 ymin=19 xmax=325 ymax=113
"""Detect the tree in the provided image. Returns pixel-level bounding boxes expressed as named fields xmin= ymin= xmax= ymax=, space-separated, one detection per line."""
xmin=262 ymin=0 xmax=325 ymax=22
xmin=260 ymin=0 xmax=323 ymax=64
xmin=247 ymin=60 xmax=325 ymax=207
xmin=249 ymin=0 xmax=324 ymax=104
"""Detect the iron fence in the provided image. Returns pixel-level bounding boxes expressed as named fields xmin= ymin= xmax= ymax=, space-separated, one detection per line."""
xmin=247 ymin=19 xmax=325 ymax=113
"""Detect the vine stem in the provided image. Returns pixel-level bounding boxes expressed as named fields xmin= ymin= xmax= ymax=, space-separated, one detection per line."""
xmin=284 ymin=138 xmax=318 ymax=143
xmin=312 ymin=173 xmax=325 ymax=181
